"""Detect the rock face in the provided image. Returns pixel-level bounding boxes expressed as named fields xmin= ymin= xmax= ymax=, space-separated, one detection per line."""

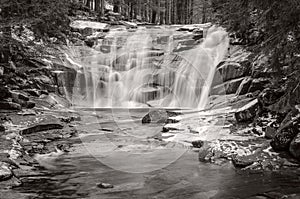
xmin=289 ymin=133 xmax=300 ymax=160
xmin=215 ymin=62 xmax=247 ymax=84
xmin=211 ymin=77 xmax=244 ymax=95
xmin=271 ymin=116 xmax=300 ymax=151
xmin=235 ymin=99 xmax=259 ymax=123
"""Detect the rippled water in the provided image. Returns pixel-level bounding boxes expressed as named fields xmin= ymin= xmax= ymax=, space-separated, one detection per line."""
xmin=12 ymin=109 xmax=300 ymax=199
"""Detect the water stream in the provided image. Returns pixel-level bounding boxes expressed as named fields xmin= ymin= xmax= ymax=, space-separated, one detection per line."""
xmin=67 ymin=25 xmax=228 ymax=109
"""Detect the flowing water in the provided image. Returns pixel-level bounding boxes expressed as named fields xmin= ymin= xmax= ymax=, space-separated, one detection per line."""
xmin=66 ymin=25 xmax=228 ymax=109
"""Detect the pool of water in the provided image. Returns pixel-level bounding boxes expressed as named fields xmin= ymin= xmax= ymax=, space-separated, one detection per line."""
xmin=12 ymin=109 xmax=300 ymax=199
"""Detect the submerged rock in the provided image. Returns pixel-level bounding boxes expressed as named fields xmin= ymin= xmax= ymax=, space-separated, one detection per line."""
xmin=235 ymin=99 xmax=259 ymax=123
xmin=289 ymin=133 xmax=300 ymax=160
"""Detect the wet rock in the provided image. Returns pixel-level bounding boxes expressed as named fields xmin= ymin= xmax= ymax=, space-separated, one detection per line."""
xmin=289 ymin=132 xmax=300 ymax=160
xmin=271 ymin=115 xmax=300 ymax=151
xmin=0 ymin=102 xmax=22 ymax=110
xmin=211 ymin=77 xmax=244 ymax=95
xmin=0 ymin=162 xmax=13 ymax=181
xmin=232 ymin=155 xmax=255 ymax=168
xmin=235 ymin=99 xmax=259 ymax=123
xmin=248 ymin=78 xmax=271 ymax=93
xmin=258 ymin=88 xmax=285 ymax=107
xmin=198 ymin=142 xmax=212 ymax=162
xmin=21 ymin=123 xmax=64 ymax=135
xmin=97 ymin=182 xmax=114 ymax=189
xmin=236 ymin=77 xmax=252 ymax=96
xmin=265 ymin=126 xmax=277 ymax=139
xmin=84 ymin=38 xmax=95 ymax=47
xmin=192 ymin=140 xmax=204 ymax=148
xmin=216 ymin=62 xmax=246 ymax=83
xmin=142 ymin=110 xmax=169 ymax=124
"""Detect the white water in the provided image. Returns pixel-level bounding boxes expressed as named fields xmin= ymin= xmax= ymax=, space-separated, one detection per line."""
xmin=67 ymin=25 xmax=229 ymax=109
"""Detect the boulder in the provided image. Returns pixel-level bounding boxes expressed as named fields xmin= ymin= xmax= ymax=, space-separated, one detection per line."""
xmin=211 ymin=77 xmax=244 ymax=95
xmin=192 ymin=140 xmax=204 ymax=148
xmin=235 ymin=99 xmax=259 ymax=123
xmin=232 ymin=155 xmax=255 ymax=168
xmin=0 ymin=102 xmax=22 ymax=110
xmin=258 ymin=88 xmax=285 ymax=107
xmin=236 ymin=77 xmax=252 ymax=96
xmin=142 ymin=110 xmax=169 ymax=124
xmin=142 ymin=110 xmax=179 ymax=124
xmin=289 ymin=133 xmax=300 ymax=160
xmin=271 ymin=115 xmax=300 ymax=151
xmin=21 ymin=123 xmax=64 ymax=135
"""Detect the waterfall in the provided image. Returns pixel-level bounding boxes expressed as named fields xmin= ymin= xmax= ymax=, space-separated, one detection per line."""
xmin=67 ymin=25 xmax=229 ymax=109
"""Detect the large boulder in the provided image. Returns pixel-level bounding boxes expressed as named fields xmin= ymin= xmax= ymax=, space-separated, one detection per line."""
xmin=235 ymin=99 xmax=259 ymax=123
xmin=271 ymin=115 xmax=300 ymax=151
xmin=289 ymin=133 xmax=300 ymax=160
xmin=211 ymin=77 xmax=244 ymax=95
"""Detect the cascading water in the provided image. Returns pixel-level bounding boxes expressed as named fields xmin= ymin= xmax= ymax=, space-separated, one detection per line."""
xmin=67 ymin=25 xmax=229 ymax=109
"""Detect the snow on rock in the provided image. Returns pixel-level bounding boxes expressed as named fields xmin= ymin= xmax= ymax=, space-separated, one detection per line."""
xmin=70 ymin=20 xmax=109 ymax=31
